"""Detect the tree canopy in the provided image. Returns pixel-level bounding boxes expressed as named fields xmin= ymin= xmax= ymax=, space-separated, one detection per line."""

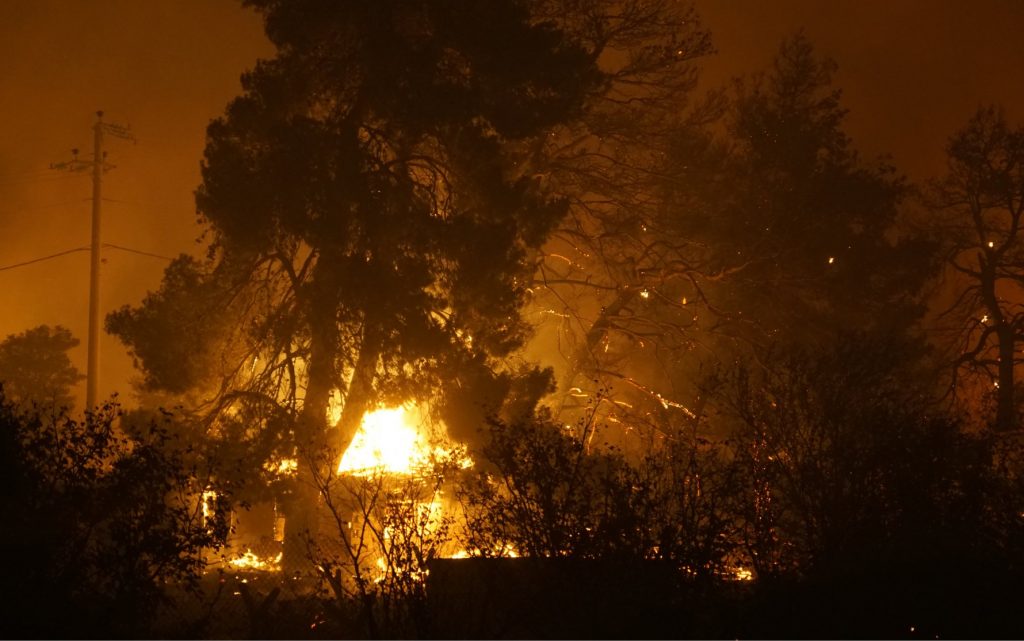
xmin=0 ymin=324 xmax=84 ymax=412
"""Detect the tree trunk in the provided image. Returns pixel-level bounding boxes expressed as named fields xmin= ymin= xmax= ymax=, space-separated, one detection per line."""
xmin=283 ymin=266 xmax=338 ymax=573
xmin=331 ymin=326 xmax=381 ymax=456
xmin=996 ymin=324 xmax=1016 ymax=431
xmin=980 ymin=258 xmax=1016 ymax=432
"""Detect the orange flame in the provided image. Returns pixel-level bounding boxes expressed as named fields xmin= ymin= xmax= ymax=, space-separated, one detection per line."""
xmin=337 ymin=406 xmax=428 ymax=475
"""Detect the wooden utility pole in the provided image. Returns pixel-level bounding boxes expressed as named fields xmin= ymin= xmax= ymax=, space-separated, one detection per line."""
xmin=86 ymin=112 xmax=104 ymax=410
xmin=52 ymin=111 xmax=133 ymax=410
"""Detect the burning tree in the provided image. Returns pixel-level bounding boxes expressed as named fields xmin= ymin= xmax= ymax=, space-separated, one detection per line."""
xmin=109 ymin=0 xmax=607 ymax=569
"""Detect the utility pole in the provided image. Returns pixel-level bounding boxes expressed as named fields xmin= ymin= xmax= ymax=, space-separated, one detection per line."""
xmin=52 ymin=111 xmax=133 ymax=410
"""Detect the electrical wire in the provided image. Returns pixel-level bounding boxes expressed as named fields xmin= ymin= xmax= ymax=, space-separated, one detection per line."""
xmin=0 ymin=247 xmax=89 ymax=272
xmin=0 ymin=173 xmax=88 ymax=188
xmin=102 ymin=243 xmax=173 ymax=261
xmin=0 ymin=241 xmax=174 ymax=275
xmin=0 ymin=198 xmax=90 ymax=217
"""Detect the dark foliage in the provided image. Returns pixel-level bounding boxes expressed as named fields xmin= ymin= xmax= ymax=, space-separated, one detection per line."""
xmin=720 ymin=334 xmax=994 ymax=574
xmin=711 ymin=333 xmax=1024 ymax=638
xmin=0 ymin=395 xmax=231 ymax=638
xmin=460 ymin=406 xmax=745 ymax=579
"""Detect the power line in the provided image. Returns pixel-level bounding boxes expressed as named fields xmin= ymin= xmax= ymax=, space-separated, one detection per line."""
xmin=103 ymin=242 xmax=173 ymax=261
xmin=0 ymin=166 xmax=71 ymax=180
xmin=0 ymin=198 xmax=91 ymax=217
xmin=0 ymin=246 xmax=89 ymax=272
xmin=0 ymin=242 xmax=173 ymax=274
xmin=0 ymin=173 xmax=89 ymax=188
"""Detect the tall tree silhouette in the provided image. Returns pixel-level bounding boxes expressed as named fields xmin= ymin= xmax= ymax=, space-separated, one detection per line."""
xmin=110 ymin=0 xmax=610 ymax=566
xmin=931 ymin=106 xmax=1024 ymax=431
xmin=534 ymin=35 xmax=933 ymax=438
xmin=714 ymin=36 xmax=930 ymax=340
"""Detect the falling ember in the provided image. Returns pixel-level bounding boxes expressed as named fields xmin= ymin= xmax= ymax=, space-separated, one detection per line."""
xmin=828 ymin=256 xmax=835 ymax=264
xmin=338 ymin=406 xmax=428 ymax=475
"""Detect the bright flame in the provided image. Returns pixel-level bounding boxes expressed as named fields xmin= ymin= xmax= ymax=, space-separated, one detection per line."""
xmin=229 ymin=549 xmax=282 ymax=571
xmin=444 ymin=544 xmax=519 ymax=559
xmin=499 ymin=544 xmax=520 ymax=558
xmin=276 ymin=458 xmax=298 ymax=474
xmin=338 ymin=406 xmax=427 ymax=475
xmin=262 ymin=457 xmax=298 ymax=475
xmin=201 ymin=490 xmax=217 ymax=521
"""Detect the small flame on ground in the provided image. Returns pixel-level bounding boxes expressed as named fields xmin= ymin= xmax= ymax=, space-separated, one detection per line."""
xmin=229 ymin=549 xmax=283 ymax=571
xmin=445 ymin=544 xmax=519 ymax=559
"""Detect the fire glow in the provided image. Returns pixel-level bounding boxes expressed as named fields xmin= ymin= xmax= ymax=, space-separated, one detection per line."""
xmin=229 ymin=549 xmax=282 ymax=571
xmin=337 ymin=406 xmax=429 ymax=476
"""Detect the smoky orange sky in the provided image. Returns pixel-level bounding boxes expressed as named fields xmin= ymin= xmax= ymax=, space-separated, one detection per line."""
xmin=1 ymin=0 xmax=1022 ymax=408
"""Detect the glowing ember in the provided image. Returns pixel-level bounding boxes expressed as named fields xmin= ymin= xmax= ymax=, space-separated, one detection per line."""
xmin=444 ymin=544 xmax=518 ymax=559
xmin=500 ymin=544 xmax=520 ymax=558
xmin=338 ymin=406 xmax=427 ymax=475
xmin=269 ymin=458 xmax=298 ymax=475
xmin=229 ymin=549 xmax=282 ymax=571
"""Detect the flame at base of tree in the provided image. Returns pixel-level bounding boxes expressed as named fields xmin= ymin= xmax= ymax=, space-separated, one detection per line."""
xmin=337 ymin=406 xmax=427 ymax=476
xmin=336 ymin=405 xmax=472 ymax=476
